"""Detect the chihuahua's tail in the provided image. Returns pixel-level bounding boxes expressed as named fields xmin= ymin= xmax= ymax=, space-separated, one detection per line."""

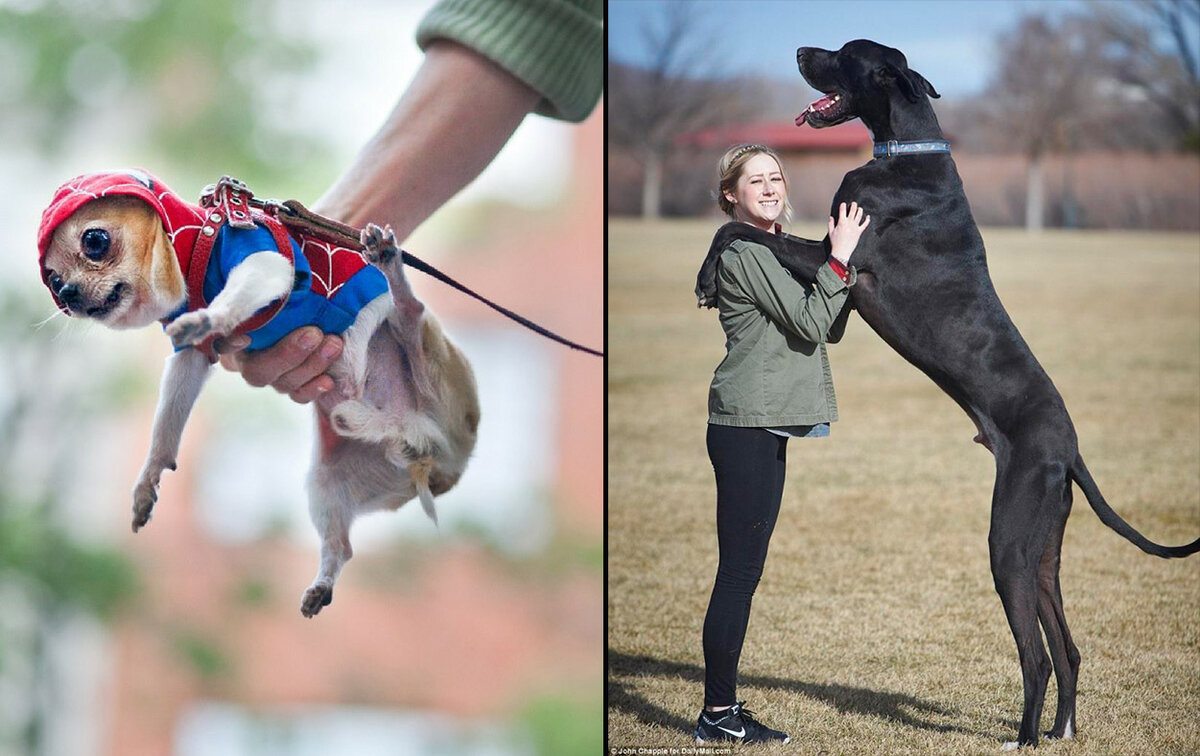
xmin=409 ymin=457 xmax=439 ymax=527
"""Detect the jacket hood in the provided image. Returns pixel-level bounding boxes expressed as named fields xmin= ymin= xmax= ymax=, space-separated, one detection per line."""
xmin=37 ymin=169 xmax=204 ymax=313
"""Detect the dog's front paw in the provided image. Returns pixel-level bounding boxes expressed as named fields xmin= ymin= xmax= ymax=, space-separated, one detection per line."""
xmin=131 ymin=459 xmax=175 ymax=532
xmin=131 ymin=477 xmax=159 ymax=532
xmin=300 ymin=583 xmax=334 ymax=618
xmin=360 ymin=223 xmax=398 ymax=265
xmin=166 ymin=311 xmax=215 ymax=347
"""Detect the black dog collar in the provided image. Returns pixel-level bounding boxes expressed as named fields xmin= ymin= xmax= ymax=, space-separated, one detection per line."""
xmin=873 ymin=139 xmax=951 ymax=158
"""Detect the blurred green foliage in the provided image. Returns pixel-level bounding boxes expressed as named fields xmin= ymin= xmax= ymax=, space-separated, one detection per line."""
xmin=233 ymin=574 xmax=272 ymax=607
xmin=171 ymin=628 xmax=234 ymax=681
xmin=0 ymin=0 xmax=326 ymax=183
xmin=0 ymin=290 xmax=141 ymax=630
xmin=519 ymin=692 xmax=602 ymax=756
xmin=0 ymin=501 xmax=139 ymax=619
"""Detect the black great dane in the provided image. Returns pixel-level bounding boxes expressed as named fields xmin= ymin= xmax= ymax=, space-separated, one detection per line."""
xmin=695 ymin=39 xmax=1199 ymax=750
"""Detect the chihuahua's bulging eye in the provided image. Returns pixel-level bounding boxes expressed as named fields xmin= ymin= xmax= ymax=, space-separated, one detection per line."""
xmin=81 ymin=228 xmax=111 ymax=260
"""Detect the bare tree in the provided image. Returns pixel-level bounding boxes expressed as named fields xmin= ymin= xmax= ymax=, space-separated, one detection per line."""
xmin=608 ymin=1 xmax=762 ymax=218
xmin=987 ymin=16 xmax=1110 ymax=230
xmin=1087 ymin=0 xmax=1200 ymax=147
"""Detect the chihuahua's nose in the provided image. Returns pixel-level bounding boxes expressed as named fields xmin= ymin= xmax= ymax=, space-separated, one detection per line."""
xmin=57 ymin=283 xmax=83 ymax=309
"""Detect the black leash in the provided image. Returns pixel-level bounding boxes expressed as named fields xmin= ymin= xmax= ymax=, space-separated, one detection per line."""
xmin=395 ymin=248 xmax=603 ymax=357
xmin=238 ymin=189 xmax=602 ymax=358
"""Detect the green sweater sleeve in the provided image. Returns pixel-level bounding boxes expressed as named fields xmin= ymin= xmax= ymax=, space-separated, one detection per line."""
xmin=416 ymin=0 xmax=603 ymax=122
xmin=722 ymin=242 xmax=851 ymax=344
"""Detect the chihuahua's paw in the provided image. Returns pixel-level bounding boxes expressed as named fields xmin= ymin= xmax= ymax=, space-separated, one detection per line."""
xmin=131 ymin=480 xmax=158 ymax=532
xmin=360 ymin=223 xmax=399 ymax=265
xmin=166 ymin=311 xmax=216 ymax=347
xmin=131 ymin=459 xmax=175 ymax=532
xmin=300 ymin=583 xmax=334 ymax=618
xmin=329 ymin=400 xmax=390 ymax=441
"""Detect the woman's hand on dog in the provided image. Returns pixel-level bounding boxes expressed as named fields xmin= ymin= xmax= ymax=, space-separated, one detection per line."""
xmin=214 ymin=327 xmax=343 ymax=404
xmin=828 ymin=201 xmax=870 ymax=265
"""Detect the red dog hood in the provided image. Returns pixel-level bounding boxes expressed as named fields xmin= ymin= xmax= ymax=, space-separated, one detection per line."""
xmin=37 ymin=169 xmax=205 ymax=314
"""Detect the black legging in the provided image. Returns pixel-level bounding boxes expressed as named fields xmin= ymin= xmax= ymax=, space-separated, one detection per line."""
xmin=703 ymin=423 xmax=788 ymax=707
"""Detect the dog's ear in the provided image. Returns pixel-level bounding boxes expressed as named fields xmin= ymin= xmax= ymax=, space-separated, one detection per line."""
xmin=907 ymin=68 xmax=940 ymax=100
xmin=876 ymin=64 xmax=940 ymax=102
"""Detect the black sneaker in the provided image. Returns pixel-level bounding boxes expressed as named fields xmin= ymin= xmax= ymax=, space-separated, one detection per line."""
xmin=694 ymin=701 xmax=790 ymax=744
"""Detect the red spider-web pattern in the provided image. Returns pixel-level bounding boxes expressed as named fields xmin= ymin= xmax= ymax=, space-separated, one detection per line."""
xmin=296 ymin=236 xmax=370 ymax=297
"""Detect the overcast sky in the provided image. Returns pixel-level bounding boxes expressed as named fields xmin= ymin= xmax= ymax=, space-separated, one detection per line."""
xmin=608 ymin=0 xmax=1094 ymax=98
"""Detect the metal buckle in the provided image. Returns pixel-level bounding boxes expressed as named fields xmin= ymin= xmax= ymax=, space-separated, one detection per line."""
xmin=199 ymin=176 xmax=257 ymax=229
xmin=887 ymin=140 xmax=899 ymax=156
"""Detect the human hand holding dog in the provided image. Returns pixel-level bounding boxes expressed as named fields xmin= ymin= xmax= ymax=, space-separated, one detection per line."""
xmin=212 ymin=44 xmax=533 ymax=405
xmin=214 ymin=328 xmax=344 ymax=404
xmin=828 ymin=201 xmax=870 ymax=265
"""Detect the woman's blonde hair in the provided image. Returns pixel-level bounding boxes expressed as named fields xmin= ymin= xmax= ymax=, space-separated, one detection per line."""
xmin=716 ymin=143 xmax=793 ymax=225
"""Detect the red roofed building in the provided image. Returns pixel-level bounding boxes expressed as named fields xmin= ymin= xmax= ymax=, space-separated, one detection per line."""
xmin=675 ymin=120 xmax=874 ymax=222
xmin=677 ymin=120 xmax=873 ymax=155
xmin=608 ymin=116 xmax=949 ymax=220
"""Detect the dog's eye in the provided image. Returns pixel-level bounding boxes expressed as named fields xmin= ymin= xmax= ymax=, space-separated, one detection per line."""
xmin=81 ymin=228 xmax=110 ymax=261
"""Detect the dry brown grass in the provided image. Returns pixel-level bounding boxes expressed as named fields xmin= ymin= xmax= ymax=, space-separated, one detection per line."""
xmin=607 ymin=219 xmax=1200 ymax=755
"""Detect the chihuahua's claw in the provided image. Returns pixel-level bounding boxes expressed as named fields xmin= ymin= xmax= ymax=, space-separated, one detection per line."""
xmin=131 ymin=482 xmax=157 ymax=532
xmin=166 ymin=311 xmax=214 ymax=347
xmin=360 ymin=223 xmax=398 ymax=265
xmin=300 ymin=583 xmax=334 ymax=618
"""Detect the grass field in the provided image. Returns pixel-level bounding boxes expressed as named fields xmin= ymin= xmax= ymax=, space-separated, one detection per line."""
xmin=607 ymin=218 xmax=1200 ymax=755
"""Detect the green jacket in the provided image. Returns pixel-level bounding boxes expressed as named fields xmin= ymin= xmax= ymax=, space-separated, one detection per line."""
xmin=708 ymin=239 xmax=855 ymax=428
xmin=418 ymin=0 xmax=603 ymax=123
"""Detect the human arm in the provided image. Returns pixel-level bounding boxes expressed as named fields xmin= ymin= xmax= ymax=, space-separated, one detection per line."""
xmin=697 ymin=201 xmax=868 ymax=309
xmin=214 ymin=40 xmax=522 ymax=397
xmin=218 ymin=0 xmax=602 ymax=400
xmin=721 ymin=243 xmax=853 ymax=344
xmin=310 ymin=41 xmax=540 ymax=240
xmin=313 ymin=0 xmax=603 ymax=238
xmin=216 ymin=40 xmax=528 ymax=398
xmin=719 ymin=204 xmax=868 ymax=343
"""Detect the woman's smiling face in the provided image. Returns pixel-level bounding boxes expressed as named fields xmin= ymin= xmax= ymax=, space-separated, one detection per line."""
xmin=726 ymin=152 xmax=787 ymax=230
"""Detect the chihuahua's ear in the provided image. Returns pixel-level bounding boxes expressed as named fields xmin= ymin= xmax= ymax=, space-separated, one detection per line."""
xmin=146 ymin=215 xmax=185 ymax=305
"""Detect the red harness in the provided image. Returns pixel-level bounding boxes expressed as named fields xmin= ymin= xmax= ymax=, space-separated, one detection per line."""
xmin=181 ymin=178 xmax=297 ymax=360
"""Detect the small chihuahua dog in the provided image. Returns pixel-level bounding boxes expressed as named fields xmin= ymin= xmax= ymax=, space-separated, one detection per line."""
xmin=37 ymin=171 xmax=479 ymax=617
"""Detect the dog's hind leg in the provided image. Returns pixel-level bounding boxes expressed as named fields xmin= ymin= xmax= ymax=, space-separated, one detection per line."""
xmin=300 ymin=472 xmax=355 ymax=618
xmin=359 ymin=223 xmax=434 ymax=401
xmin=1036 ymin=489 xmax=1080 ymax=741
xmin=991 ymin=457 xmax=1065 ymax=750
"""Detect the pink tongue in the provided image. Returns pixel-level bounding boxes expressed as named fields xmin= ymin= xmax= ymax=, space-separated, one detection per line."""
xmin=795 ymin=94 xmax=835 ymax=127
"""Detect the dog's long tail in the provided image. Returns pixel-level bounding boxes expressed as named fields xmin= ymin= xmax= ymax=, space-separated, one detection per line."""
xmin=1071 ymin=454 xmax=1200 ymax=558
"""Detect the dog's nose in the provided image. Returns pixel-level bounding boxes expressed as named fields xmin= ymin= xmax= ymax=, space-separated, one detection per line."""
xmin=57 ymin=283 xmax=83 ymax=309
xmin=797 ymin=47 xmax=810 ymax=72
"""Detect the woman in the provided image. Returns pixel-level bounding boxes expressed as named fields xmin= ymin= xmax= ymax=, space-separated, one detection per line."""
xmin=695 ymin=144 xmax=869 ymax=745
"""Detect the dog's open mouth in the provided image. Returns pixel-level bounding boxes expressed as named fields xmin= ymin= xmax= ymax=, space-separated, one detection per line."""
xmin=795 ymin=92 xmax=847 ymax=127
